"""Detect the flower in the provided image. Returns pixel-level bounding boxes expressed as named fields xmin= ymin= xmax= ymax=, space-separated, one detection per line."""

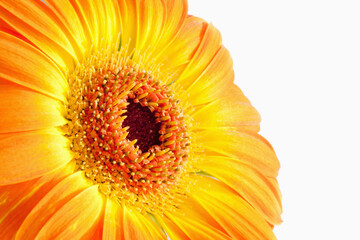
xmin=0 ymin=0 xmax=282 ymax=239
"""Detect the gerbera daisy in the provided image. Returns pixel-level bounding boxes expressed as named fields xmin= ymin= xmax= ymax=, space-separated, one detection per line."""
xmin=0 ymin=0 xmax=282 ymax=239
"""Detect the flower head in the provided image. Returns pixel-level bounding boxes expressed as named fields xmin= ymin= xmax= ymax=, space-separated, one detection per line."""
xmin=0 ymin=0 xmax=282 ymax=239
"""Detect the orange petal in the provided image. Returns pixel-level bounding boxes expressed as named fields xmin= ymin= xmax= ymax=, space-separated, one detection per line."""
xmin=42 ymin=0 xmax=91 ymax=55
xmin=170 ymin=197 xmax=224 ymax=232
xmin=103 ymin=198 xmax=124 ymax=240
xmin=0 ymin=31 xmax=68 ymax=102
xmin=161 ymin=193 xmax=230 ymax=239
xmin=117 ymin=0 xmax=137 ymax=50
xmin=118 ymin=0 xmax=165 ymax=51
xmin=15 ymin=172 xmax=91 ymax=240
xmin=79 ymin=215 xmax=104 ymax=240
xmin=136 ymin=0 xmax=187 ymax=56
xmin=153 ymin=0 xmax=188 ymax=53
xmin=193 ymin=176 xmax=277 ymax=240
xmin=181 ymin=46 xmax=234 ymax=106
xmin=160 ymin=16 xmax=207 ymax=74
xmin=174 ymin=23 xmax=222 ymax=90
xmin=118 ymin=0 xmax=187 ymax=58
xmin=155 ymin=215 xmax=189 ymax=240
xmin=69 ymin=0 xmax=120 ymax=49
xmin=0 ymin=163 xmax=75 ymax=239
xmin=0 ymin=14 xmax=10 ymax=28
xmin=35 ymin=185 xmax=104 ymax=239
xmin=165 ymin=211 xmax=231 ymax=240
xmin=0 ymin=0 xmax=78 ymax=71
xmin=192 ymin=84 xmax=261 ymax=132
xmin=123 ymin=205 xmax=165 ymax=240
xmin=196 ymin=156 xmax=282 ymax=225
xmin=0 ymin=21 xmax=36 ymax=47
xmin=0 ymin=128 xmax=72 ymax=185
xmin=101 ymin=0 xmax=122 ymax=46
xmin=67 ymin=0 xmax=99 ymax=48
xmin=0 ymin=81 xmax=67 ymax=133
xmin=197 ymin=129 xmax=280 ymax=178
xmin=133 ymin=0 xmax=166 ymax=51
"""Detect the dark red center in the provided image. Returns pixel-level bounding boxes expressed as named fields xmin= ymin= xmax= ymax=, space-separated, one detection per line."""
xmin=122 ymin=100 xmax=161 ymax=152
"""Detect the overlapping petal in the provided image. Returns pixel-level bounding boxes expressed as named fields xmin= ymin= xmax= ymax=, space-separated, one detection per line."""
xmin=42 ymin=0 xmax=91 ymax=55
xmin=0 ymin=163 xmax=75 ymax=239
xmin=196 ymin=156 xmax=282 ymax=225
xmin=123 ymin=205 xmax=165 ymax=240
xmin=157 ymin=188 xmax=232 ymax=239
xmin=0 ymin=128 xmax=72 ymax=185
xmin=197 ymin=129 xmax=280 ymax=178
xmin=174 ymin=23 xmax=222 ymax=91
xmin=191 ymin=176 xmax=277 ymax=240
xmin=0 ymin=82 xmax=67 ymax=133
xmin=35 ymin=185 xmax=104 ymax=239
xmin=159 ymin=16 xmax=207 ymax=74
xmin=118 ymin=0 xmax=187 ymax=59
xmin=15 ymin=172 xmax=92 ymax=239
xmin=164 ymin=212 xmax=231 ymax=240
xmin=103 ymin=198 xmax=123 ymax=240
xmin=68 ymin=0 xmax=120 ymax=49
xmin=155 ymin=215 xmax=189 ymax=240
xmin=0 ymin=31 xmax=68 ymax=102
xmin=192 ymin=84 xmax=261 ymax=132
xmin=0 ymin=0 xmax=79 ymax=71
xmin=103 ymin=200 xmax=166 ymax=240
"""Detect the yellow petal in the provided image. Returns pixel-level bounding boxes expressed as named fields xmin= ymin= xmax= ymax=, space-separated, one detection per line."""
xmin=0 ymin=31 xmax=68 ymax=102
xmin=181 ymin=46 xmax=234 ymax=106
xmin=117 ymin=0 xmax=137 ymax=50
xmin=35 ymin=185 xmax=104 ymax=239
xmin=196 ymin=156 xmax=282 ymax=225
xmin=0 ymin=81 xmax=67 ymax=133
xmin=160 ymin=16 xmax=207 ymax=74
xmin=123 ymin=205 xmax=165 ymax=240
xmin=136 ymin=0 xmax=187 ymax=56
xmin=15 ymin=172 xmax=91 ymax=240
xmin=161 ymin=194 xmax=230 ymax=239
xmin=0 ymin=0 xmax=78 ymax=71
xmin=175 ymin=23 xmax=222 ymax=90
xmin=68 ymin=0 xmax=99 ymax=48
xmin=155 ymin=215 xmax=189 ymax=240
xmin=134 ymin=0 xmax=166 ymax=51
xmin=197 ymin=129 xmax=280 ymax=177
xmin=118 ymin=0 xmax=187 ymax=60
xmin=71 ymin=0 xmax=120 ymax=49
xmin=192 ymin=84 xmax=261 ymax=132
xmin=103 ymin=198 xmax=123 ymax=240
xmin=153 ymin=0 xmax=188 ymax=53
xmin=165 ymin=211 xmax=231 ymax=240
xmin=42 ymin=0 xmax=91 ymax=55
xmin=193 ymin=176 xmax=277 ymax=240
xmin=0 ymin=128 xmax=72 ymax=185
xmin=101 ymin=0 xmax=121 ymax=46
xmin=0 ymin=163 xmax=75 ymax=239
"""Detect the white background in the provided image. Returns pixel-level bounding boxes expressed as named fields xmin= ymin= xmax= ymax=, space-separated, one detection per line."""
xmin=189 ymin=1 xmax=360 ymax=239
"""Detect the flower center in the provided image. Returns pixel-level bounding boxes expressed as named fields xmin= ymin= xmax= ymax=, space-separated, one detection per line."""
xmin=122 ymin=100 xmax=161 ymax=152
xmin=65 ymin=48 xmax=192 ymax=212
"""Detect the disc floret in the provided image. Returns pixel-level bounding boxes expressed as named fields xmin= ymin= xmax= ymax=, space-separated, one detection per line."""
xmin=65 ymin=47 xmax=191 ymax=213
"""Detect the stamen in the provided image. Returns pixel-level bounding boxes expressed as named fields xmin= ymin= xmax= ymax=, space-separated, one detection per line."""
xmin=65 ymin=46 xmax=193 ymax=214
